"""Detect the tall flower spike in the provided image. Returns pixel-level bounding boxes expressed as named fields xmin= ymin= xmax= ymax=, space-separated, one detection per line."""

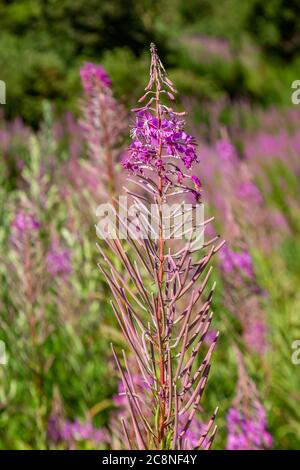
xmin=80 ymin=62 xmax=126 ymax=200
xmin=98 ymin=44 xmax=223 ymax=450
xmin=123 ymin=43 xmax=202 ymax=202
xmin=226 ymin=347 xmax=272 ymax=450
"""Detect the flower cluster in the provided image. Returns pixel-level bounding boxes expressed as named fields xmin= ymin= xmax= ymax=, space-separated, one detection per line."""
xmin=126 ymin=110 xmax=198 ymax=170
xmin=227 ymin=405 xmax=272 ymax=450
xmin=122 ymin=48 xmax=202 ymax=201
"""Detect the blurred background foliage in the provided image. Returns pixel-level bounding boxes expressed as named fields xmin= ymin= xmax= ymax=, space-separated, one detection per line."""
xmin=0 ymin=0 xmax=300 ymax=124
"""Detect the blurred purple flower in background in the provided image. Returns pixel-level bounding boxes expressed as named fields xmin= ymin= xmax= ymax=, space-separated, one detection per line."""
xmin=178 ymin=412 xmax=206 ymax=448
xmin=236 ymin=181 xmax=263 ymax=205
xmin=227 ymin=347 xmax=273 ymax=450
xmin=182 ymin=34 xmax=233 ymax=65
xmin=11 ymin=210 xmax=40 ymax=235
xmin=226 ymin=405 xmax=272 ymax=450
xmin=47 ymin=243 xmax=71 ymax=277
xmin=48 ymin=415 xmax=108 ymax=447
xmin=219 ymin=244 xmax=254 ymax=280
xmin=80 ymin=62 xmax=112 ymax=93
xmin=271 ymin=211 xmax=288 ymax=229
xmin=113 ymin=374 xmax=150 ymax=408
xmin=10 ymin=210 xmax=40 ymax=245
xmin=244 ymin=319 xmax=268 ymax=355
xmin=216 ymin=137 xmax=237 ymax=163
xmin=204 ymin=328 xmax=218 ymax=346
xmin=79 ymin=61 xmax=126 ymax=200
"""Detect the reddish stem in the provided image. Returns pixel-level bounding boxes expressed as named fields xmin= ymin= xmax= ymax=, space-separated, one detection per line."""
xmin=154 ymin=56 xmax=166 ymax=446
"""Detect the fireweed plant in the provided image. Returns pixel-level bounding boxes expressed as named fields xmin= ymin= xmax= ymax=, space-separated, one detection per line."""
xmin=196 ymin=135 xmax=269 ymax=355
xmin=219 ymin=242 xmax=268 ymax=355
xmin=226 ymin=348 xmax=272 ymax=450
xmin=214 ymin=137 xmax=269 ymax=355
xmin=80 ymin=63 xmax=126 ymax=201
xmin=98 ymin=44 xmax=224 ymax=450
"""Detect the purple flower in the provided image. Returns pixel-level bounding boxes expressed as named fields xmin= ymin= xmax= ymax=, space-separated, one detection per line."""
xmin=11 ymin=210 xmax=40 ymax=235
xmin=216 ymin=138 xmax=236 ymax=163
xmin=271 ymin=211 xmax=288 ymax=229
xmin=127 ymin=110 xmax=198 ymax=168
xmin=123 ymin=108 xmax=201 ymax=200
xmin=244 ymin=319 xmax=268 ymax=355
xmin=113 ymin=374 xmax=150 ymax=408
xmin=226 ymin=404 xmax=272 ymax=450
xmin=10 ymin=210 xmax=40 ymax=246
xmin=219 ymin=244 xmax=254 ymax=280
xmin=236 ymin=181 xmax=263 ymax=205
xmin=113 ymin=380 xmax=127 ymax=407
xmin=80 ymin=62 xmax=111 ymax=94
xmin=178 ymin=413 xmax=205 ymax=448
xmin=47 ymin=243 xmax=71 ymax=277
xmin=48 ymin=415 xmax=64 ymax=443
xmin=191 ymin=175 xmax=201 ymax=190
xmin=48 ymin=416 xmax=108 ymax=447
xmin=204 ymin=328 xmax=218 ymax=346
